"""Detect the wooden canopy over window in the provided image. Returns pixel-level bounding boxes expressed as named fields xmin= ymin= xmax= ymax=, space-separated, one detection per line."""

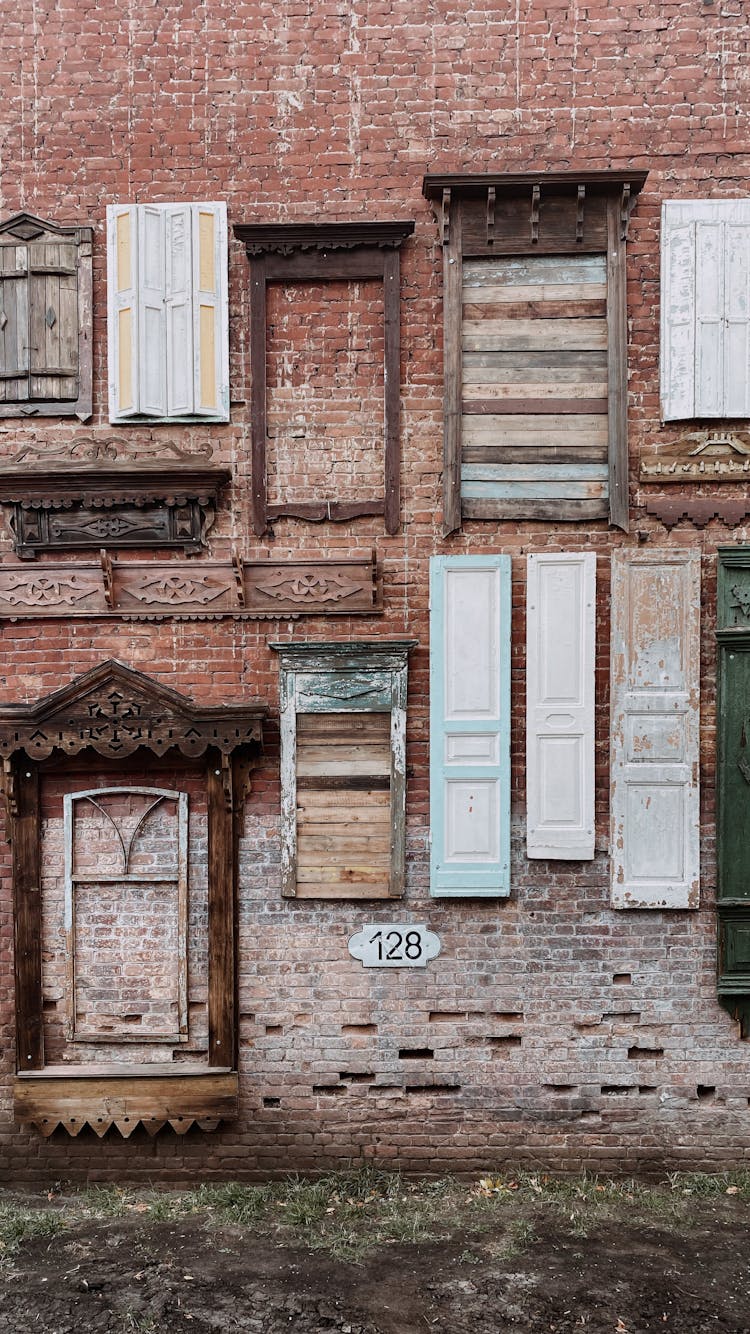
xmin=2 ymin=661 xmax=266 ymax=1136
xmin=422 ymin=170 xmax=648 ymax=534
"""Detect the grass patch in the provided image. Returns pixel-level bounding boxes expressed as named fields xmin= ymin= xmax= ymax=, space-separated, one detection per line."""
xmin=0 ymin=1201 xmax=64 ymax=1262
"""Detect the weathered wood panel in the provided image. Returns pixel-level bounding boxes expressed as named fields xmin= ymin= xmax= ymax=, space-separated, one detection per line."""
xmin=13 ymin=762 xmax=43 ymax=1071
xmin=610 ymin=551 xmax=700 ymax=910
xmin=14 ymin=1069 xmax=238 ymax=1135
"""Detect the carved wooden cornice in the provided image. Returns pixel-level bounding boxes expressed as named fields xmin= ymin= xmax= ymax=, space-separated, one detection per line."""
xmin=0 ymin=659 xmax=267 ymax=760
xmin=0 ymin=551 xmax=380 ymax=619
xmin=10 ymin=438 xmax=215 ymax=466
xmin=640 ymin=430 xmax=750 ymax=483
xmin=642 ymin=496 xmax=750 ymax=529
xmin=0 ymin=462 xmax=231 ymax=508
xmin=422 ymin=170 xmax=649 ymax=199
xmin=234 ymin=220 xmax=415 ymax=255
xmin=0 ymin=210 xmax=93 ymax=244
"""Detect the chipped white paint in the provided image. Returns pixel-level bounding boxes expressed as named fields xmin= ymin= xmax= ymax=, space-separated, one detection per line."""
xmin=610 ymin=550 xmax=700 ymax=910
xmin=348 ymin=923 xmax=441 ymax=968
xmin=526 ymin=552 xmax=595 ymax=860
xmin=661 ymin=200 xmax=750 ymax=421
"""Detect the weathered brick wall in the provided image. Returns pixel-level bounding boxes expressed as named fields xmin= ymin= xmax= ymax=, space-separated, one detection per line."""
xmin=1 ymin=0 xmax=750 ymax=1181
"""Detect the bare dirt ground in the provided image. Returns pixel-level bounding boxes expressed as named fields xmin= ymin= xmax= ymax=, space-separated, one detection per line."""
xmin=1 ymin=1171 xmax=749 ymax=1333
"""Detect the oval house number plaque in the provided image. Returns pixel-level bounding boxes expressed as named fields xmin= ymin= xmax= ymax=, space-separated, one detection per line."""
xmin=348 ymin=924 xmax=441 ymax=968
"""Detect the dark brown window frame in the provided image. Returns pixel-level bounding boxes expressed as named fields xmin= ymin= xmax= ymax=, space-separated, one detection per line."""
xmin=0 ymin=211 xmax=93 ymax=421
xmin=1 ymin=660 xmax=266 ymax=1136
xmin=422 ymin=171 xmax=648 ymax=534
xmin=234 ymin=221 xmax=415 ymax=536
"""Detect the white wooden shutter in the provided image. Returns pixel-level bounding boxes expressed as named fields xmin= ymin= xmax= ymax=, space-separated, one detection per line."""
xmin=610 ymin=550 xmax=700 ymax=910
xmin=107 ymin=204 xmax=140 ymax=419
xmin=165 ymin=205 xmax=194 ymax=415
xmin=526 ymin=552 xmax=595 ymax=860
xmin=661 ymin=200 xmax=750 ymax=420
xmin=137 ymin=205 xmax=167 ymax=417
xmin=430 ymin=555 xmax=511 ymax=897
xmin=191 ymin=202 xmax=228 ymax=419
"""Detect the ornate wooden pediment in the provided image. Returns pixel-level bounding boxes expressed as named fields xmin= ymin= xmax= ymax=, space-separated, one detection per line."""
xmin=640 ymin=430 xmax=750 ymax=483
xmin=0 ymin=659 xmax=266 ymax=760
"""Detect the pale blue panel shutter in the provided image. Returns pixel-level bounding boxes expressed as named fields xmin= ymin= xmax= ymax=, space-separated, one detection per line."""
xmin=430 ymin=554 xmax=511 ymax=897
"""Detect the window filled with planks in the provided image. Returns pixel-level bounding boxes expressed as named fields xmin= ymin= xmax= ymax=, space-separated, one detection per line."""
xmin=461 ymin=254 xmax=609 ymax=520
xmin=295 ymin=712 xmax=392 ymax=899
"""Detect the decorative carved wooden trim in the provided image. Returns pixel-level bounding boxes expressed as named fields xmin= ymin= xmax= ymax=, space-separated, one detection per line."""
xmin=422 ymin=171 xmax=649 ymax=206
xmin=0 ymin=462 xmax=230 ymax=557
xmin=0 ymin=212 xmax=93 ymax=421
xmin=640 ymin=431 xmax=750 ymax=483
xmin=642 ymin=496 xmax=750 ymax=529
xmin=11 ymin=437 xmax=215 ymax=466
xmin=7 ymin=663 xmax=264 ymax=1133
xmin=14 ymin=1067 xmax=238 ymax=1137
xmin=234 ymin=220 xmax=414 ymax=537
xmin=0 ymin=658 xmax=266 ymax=760
xmin=0 ymin=551 xmax=380 ymax=620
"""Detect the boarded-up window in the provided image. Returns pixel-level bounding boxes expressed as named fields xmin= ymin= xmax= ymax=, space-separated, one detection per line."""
xmin=296 ymin=713 xmax=392 ymax=898
xmin=272 ymin=640 xmax=416 ymax=900
xmin=107 ymin=202 xmax=229 ymax=423
xmin=661 ymin=200 xmax=750 ymax=421
xmin=422 ymin=171 xmax=648 ymax=533
xmin=0 ymin=212 xmax=92 ymax=419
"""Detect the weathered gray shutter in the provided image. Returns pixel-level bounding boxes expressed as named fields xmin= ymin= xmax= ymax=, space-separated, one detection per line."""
xmin=137 ymin=205 xmax=167 ymax=417
xmin=0 ymin=243 xmax=29 ymax=403
xmin=107 ymin=204 xmax=140 ymax=419
xmin=191 ymin=203 xmax=229 ymax=419
xmin=27 ymin=241 xmax=79 ymax=402
xmin=165 ymin=205 xmax=194 ymax=415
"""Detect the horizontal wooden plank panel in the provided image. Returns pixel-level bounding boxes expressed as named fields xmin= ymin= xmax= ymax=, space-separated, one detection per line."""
xmin=460 ymin=200 xmax=608 ymax=255
xmin=296 ymin=790 xmax=391 ymax=811
xmin=463 ymin=414 xmax=609 ymax=446
xmin=295 ymin=881 xmax=391 ymax=899
xmin=463 ymin=298 xmax=607 ymax=321
xmin=463 ymin=255 xmax=608 ymax=286
xmin=461 ymin=478 xmax=608 ymax=500
xmin=297 ymin=713 xmax=389 ymax=738
xmin=462 ymin=365 xmax=608 ymax=387
xmin=296 ymin=833 xmax=392 ymax=852
xmin=462 ymin=497 xmax=609 ymax=521
xmin=463 ymin=318 xmax=607 ymax=351
xmin=14 ymin=1071 xmax=238 ymax=1123
xmin=463 ymin=444 xmax=609 ymax=464
xmin=296 ymin=864 xmax=391 ymax=884
xmin=462 ymin=463 xmax=608 ymax=482
xmin=462 ymin=281 xmax=607 ymax=304
xmin=462 ymin=396 xmax=607 ymax=415
xmin=463 ymin=349 xmax=609 ymax=370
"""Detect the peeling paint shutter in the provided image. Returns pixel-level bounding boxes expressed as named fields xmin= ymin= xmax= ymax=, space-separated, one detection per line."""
xmin=138 ymin=205 xmax=167 ymax=417
xmin=661 ymin=200 xmax=750 ymax=421
xmin=107 ymin=204 xmax=140 ymax=418
xmin=610 ymin=550 xmax=700 ymax=910
xmin=165 ymin=205 xmax=194 ymax=415
xmin=430 ymin=554 xmax=511 ymax=897
xmin=191 ymin=203 xmax=228 ymax=418
xmin=526 ymin=552 xmax=595 ymax=860
xmin=27 ymin=241 xmax=79 ymax=402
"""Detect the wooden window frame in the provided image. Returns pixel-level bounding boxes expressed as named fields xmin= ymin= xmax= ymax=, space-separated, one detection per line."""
xmin=234 ymin=221 xmax=415 ymax=536
xmin=0 ymin=212 xmax=93 ymax=420
xmin=1 ymin=660 xmax=266 ymax=1135
xmin=270 ymin=640 xmax=417 ymax=899
xmin=717 ymin=545 xmax=750 ymax=1038
xmin=421 ymin=171 xmax=648 ymax=534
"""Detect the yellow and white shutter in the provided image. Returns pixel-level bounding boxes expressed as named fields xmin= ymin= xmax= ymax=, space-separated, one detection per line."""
xmin=107 ymin=201 xmax=228 ymax=422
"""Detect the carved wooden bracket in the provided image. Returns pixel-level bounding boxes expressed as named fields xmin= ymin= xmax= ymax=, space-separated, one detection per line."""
xmin=234 ymin=219 xmax=415 ymax=537
xmin=640 ymin=431 xmax=750 ymax=483
xmin=642 ymin=496 xmax=750 ymax=529
xmin=0 ymin=551 xmax=380 ymax=619
xmin=0 ymin=462 xmax=230 ymax=557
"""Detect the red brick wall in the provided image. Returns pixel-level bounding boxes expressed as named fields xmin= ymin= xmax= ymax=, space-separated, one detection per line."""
xmin=1 ymin=0 xmax=750 ymax=1181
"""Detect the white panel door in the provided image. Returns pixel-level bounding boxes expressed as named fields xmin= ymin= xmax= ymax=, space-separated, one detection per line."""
xmin=526 ymin=552 xmax=595 ymax=860
xmin=610 ymin=550 xmax=700 ymax=909
xmin=430 ymin=555 xmax=511 ymax=897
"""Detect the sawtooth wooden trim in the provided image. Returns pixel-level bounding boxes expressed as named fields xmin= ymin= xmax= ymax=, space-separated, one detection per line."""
xmin=14 ymin=1069 xmax=238 ymax=1137
xmin=236 ymin=221 xmax=414 ymax=537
